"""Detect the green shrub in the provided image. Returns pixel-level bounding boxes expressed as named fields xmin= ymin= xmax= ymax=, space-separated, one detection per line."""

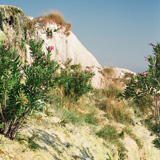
xmin=0 ymin=39 xmax=59 ymax=139
xmin=0 ymin=12 xmax=3 ymax=31
xmin=58 ymin=62 xmax=94 ymax=101
xmin=122 ymin=43 xmax=160 ymax=131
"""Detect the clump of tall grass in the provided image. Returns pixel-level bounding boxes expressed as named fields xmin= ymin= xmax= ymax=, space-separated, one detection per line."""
xmin=96 ymin=124 xmax=128 ymax=160
xmin=38 ymin=10 xmax=72 ymax=36
xmin=105 ymin=97 xmax=132 ymax=124
xmin=44 ymin=88 xmax=98 ymax=125
xmin=94 ymin=89 xmax=132 ymax=125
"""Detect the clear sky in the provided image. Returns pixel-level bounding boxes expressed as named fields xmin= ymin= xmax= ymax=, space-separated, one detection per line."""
xmin=1 ymin=0 xmax=160 ymax=72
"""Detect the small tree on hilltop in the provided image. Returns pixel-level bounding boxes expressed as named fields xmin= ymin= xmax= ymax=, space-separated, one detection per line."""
xmin=0 ymin=40 xmax=59 ymax=139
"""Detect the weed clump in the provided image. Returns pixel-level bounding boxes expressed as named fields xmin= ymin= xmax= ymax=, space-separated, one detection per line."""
xmin=38 ymin=10 xmax=72 ymax=36
xmin=94 ymin=89 xmax=132 ymax=125
xmin=96 ymin=124 xmax=128 ymax=160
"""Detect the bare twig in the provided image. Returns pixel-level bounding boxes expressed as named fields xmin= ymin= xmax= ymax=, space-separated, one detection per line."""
xmin=0 ymin=103 xmax=5 ymax=122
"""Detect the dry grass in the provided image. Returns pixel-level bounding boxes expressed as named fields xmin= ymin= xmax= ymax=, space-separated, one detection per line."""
xmin=38 ymin=10 xmax=72 ymax=36
xmin=44 ymin=88 xmax=98 ymax=125
xmin=104 ymin=97 xmax=132 ymax=124
xmin=45 ymin=71 xmax=132 ymax=125
xmin=42 ymin=10 xmax=64 ymax=25
xmin=103 ymin=67 xmax=126 ymax=90
xmin=94 ymin=88 xmax=132 ymax=125
xmin=103 ymin=67 xmax=115 ymax=77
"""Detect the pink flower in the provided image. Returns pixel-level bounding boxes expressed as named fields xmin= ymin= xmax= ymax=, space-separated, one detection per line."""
xmin=48 ymin=46 xmax=54 ymax=51
xmin=86 ymin=68 xmax=92 ymax=72
xmin=144 ymin=57 xmax=148 ymax=61
xmin=4 ymin=44 xmax=8 ymax=50
xmin=143 ymin=73 xmax=146 ymax=77
xmin=11 ymin=60 xmax=14 ymax=62
xmin=20 ymin=66 xmax=23 ymax=69
xmin=157 ymin=95 xmax=160 ymax=99
xmin=20 ymin=56 xmax=23 ymax=59
xmin=132 ymin=79 xmax=135 ymax=82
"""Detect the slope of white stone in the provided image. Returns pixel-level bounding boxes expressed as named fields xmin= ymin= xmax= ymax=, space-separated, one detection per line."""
xmin=113 ymin=67 xmax=136 ymax=78
xmin=33 ymin=24 xmax=101 ymax=67
xmin=26 ymin=23 xmax=104 ymax=88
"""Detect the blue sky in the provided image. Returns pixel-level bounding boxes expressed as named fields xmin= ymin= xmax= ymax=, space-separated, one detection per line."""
xmin=1 ymin=0 xmax=160 ymax=72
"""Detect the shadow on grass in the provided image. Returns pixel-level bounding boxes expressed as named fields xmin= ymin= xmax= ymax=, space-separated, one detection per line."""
xmin=16 ymin=128 xmax=96 ymax=160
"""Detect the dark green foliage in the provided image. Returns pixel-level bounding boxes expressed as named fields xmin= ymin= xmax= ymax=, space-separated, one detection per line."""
xmin=122 ymin=43 xmax=160 ymax=131
xmin=119 ymin=43 xmax=160 ymax=150
xmin=0 ymin=39 xmax=94 ymax=140
xmin=153 ymin=134 xmax=160 ymax=149
xmin=0 ymin=12 xmax=3 ymax=31
xmin=46 ymin=28 xmax=53 ymax=38
xmin=58 ymin=62 xmax=94 ymax=101
xmin=0 ymin=40 xmax=59 ymax=139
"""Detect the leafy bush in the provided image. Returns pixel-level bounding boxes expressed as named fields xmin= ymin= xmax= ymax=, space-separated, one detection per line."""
xmin=122 ymin=43 xmax=160 ymax=131
xmin=58 ymin=62 xmax=94 ymax=101
xmin=0 ymin=40 xmax=59 ymax=139
xmin=0 ymin=39 xmax=95 ymax=139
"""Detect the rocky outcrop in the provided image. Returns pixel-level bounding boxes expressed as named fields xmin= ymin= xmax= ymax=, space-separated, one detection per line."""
xmin=112 ymin=67 xmax=136 ymax=78
xmin=0 ymin=5 xmax=29 ymax=55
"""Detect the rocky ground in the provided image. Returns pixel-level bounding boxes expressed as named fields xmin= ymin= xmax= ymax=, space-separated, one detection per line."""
xmin=0 ymin=106 xmax=160 ymax=160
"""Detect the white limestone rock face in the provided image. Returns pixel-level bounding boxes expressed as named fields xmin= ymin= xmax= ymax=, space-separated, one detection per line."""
xmin=34 ymin=24 xmax=101 ymax=67
xmin=28 ymin=23 xmax=104 ymax=88
xmin=113 ymin=67 xmax=136 ymax=78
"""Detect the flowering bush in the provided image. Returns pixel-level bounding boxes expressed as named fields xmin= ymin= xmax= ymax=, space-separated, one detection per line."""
xmin=122 ymin=43 xmax=160 ymax=131
xmin=0 ymin=39 xmax=95 ymax=139
xmin=58 ymin=62 xmax=95 ymax=101
xmin=0 ymin=39 xmax=59 ymax=139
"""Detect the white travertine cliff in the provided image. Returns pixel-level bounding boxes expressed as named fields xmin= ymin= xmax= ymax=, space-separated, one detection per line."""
xmin=31 ymin=23 xmax=104 ymax=88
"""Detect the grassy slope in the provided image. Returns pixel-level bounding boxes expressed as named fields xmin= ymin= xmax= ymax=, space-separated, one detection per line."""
xmin=0 ymin=86 xmax=160 ymax=160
